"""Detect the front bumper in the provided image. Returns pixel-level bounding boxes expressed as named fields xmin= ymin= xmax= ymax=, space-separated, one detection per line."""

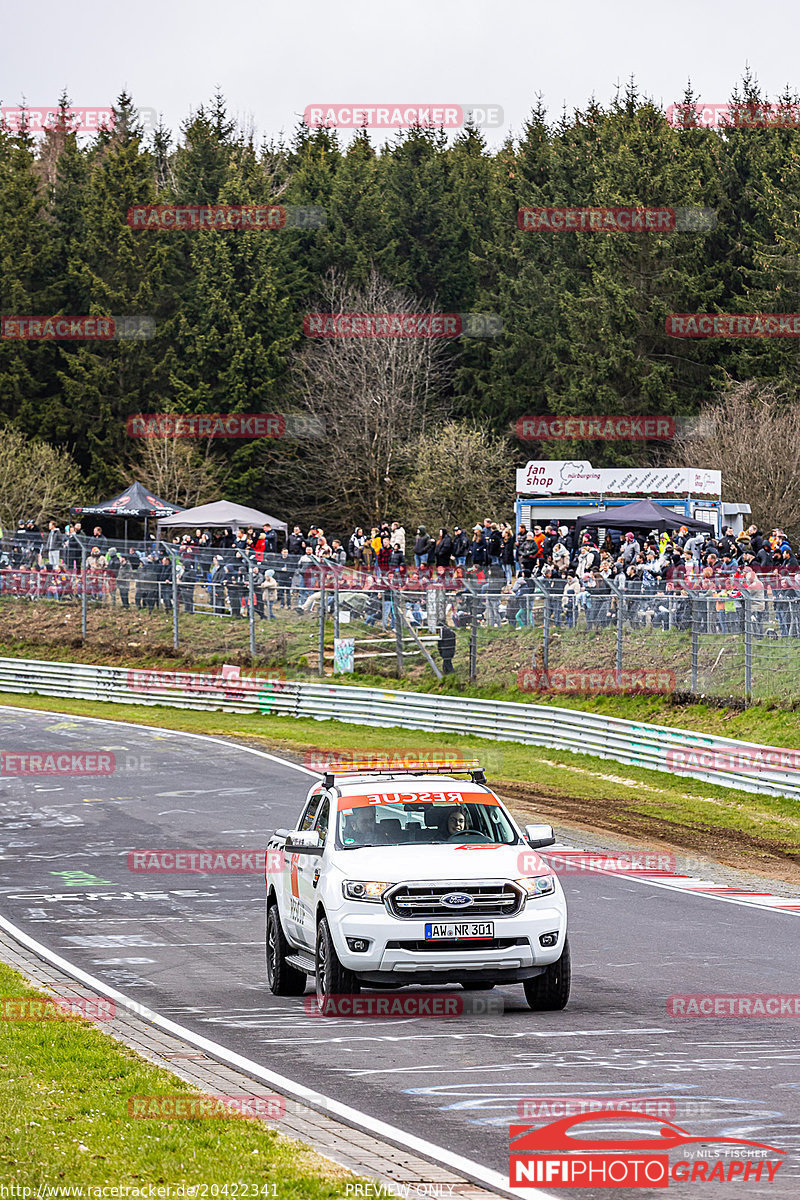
xmin=331 ymin=902 xmax=566 ymax=982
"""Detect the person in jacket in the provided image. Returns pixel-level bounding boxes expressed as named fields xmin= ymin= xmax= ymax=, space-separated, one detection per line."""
xmin=329 ymin=538 xmax=347 ymax=566
xmin=179 ymin=556 xmax=197 ymax=613
xmin=209 ymin=556 xmax=228 ymax=615
xmin=116 ymin=555 xmax=133 ymax=608
xmin=414 ymin=526 xmax=431 ymax=569
xmin=390 ymin=522 xmax=406 ymax=556
xmin=620 ymin=532 xmax=640 ymax=565
xmin=470 ymin=526 xmax=488 ymax=570
xmin=262 ymin=569 xmax=278 ymax=618
xmin=500 ymin=530 xmax=516 ymax=582
xmin=348 ymin=528 xmax=366 ymax=563
xmin=452 ymin=526 xmax=468 ymax=567
xmin=44 ymin=521 xmax=61 ymax=568
xmin=287 ymin=525 xmax=305 ymax=556
xmin=275 ymin=548 xmax=293 ymax=606
xmin=434 ymin=529 xmax=452 ymax=568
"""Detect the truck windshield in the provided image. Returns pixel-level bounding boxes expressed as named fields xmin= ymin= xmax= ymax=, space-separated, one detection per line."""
xmin=336 ymin=799 xmax=519 ymax=849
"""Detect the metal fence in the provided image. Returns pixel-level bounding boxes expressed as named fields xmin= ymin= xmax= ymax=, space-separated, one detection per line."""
xmin=1 ymin=537 xmax=798 ymax=703
xmin=1 ymin=654 xmax=799 ymax=802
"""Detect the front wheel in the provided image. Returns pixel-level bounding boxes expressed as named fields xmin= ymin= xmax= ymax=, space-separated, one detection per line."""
xmin=523 ymin=937 xmax=571 ymax=1010
xmin=315 ymin=917 xmax=360 ymax=1004
xmin=266 ymin=904 xmax=307 ymax=996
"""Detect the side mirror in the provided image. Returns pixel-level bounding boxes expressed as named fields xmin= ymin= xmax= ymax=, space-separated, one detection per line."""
xmin=525 ymin=823 xmax=556 ymax=849
xmin=285 ymin=829 xmax=323 ymax=855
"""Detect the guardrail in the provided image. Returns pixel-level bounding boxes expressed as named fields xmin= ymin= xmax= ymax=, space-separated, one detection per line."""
xmin=0 ymin=656 xmax=797 ymax=801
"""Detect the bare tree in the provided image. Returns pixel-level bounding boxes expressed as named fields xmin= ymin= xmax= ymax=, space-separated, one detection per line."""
xmin=129 ymin=432 xmax=230 ymax=508
xmin=405 ymin=420 xmax=513 ymax=531
xmin=292 ymin=270 xmax=451 ymax=528
xmin=0 ymin=428 xmax=83 ymax=530
xmin=670 ymin=381 xmax=800 ymax=539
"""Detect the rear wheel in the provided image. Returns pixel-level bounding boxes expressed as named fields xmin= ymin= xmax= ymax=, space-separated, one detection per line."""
xmin=315 ymin=917 xmax=360 ymax=1004
xmin=266 ymin=904 xmax=307 ymax=996
xmin=523 ymin=937 xmax=571 ymax=1010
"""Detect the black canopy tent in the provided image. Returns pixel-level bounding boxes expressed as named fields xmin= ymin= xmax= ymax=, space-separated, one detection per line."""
xmin=71 ymin=482 xmax=183 ymax=542
xmin=573 ymin=498 xmax=715 ymax=537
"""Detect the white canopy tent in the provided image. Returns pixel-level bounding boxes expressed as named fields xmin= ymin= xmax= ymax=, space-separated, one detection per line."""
xmin=156 ymin=501 xmax=287 ymax=535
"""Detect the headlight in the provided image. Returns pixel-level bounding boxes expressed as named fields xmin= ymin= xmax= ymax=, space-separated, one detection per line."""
xmin=342 ymin=880 xmax=392 ymax=902
xmin=515 ymin=875 xmax=556 ymax=898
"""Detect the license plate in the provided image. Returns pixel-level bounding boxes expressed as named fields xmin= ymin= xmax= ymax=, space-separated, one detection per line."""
xmin=424 ymin=922 xmax=494 ymax=940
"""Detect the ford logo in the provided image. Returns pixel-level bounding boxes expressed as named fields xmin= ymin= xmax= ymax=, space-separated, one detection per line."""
xmin=440 ymin=892 xmax=474 ymax=908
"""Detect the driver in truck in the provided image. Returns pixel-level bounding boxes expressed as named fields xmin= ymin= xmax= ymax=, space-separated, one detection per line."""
xmin=342 ymin=805 xmax=377 ymax=846
xmin=446 ymin=809 xmax=468 ymax=836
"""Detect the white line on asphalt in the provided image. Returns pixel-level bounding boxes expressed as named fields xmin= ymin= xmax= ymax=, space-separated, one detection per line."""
xmin=0 ymin=910 xmax=551 ymax=1200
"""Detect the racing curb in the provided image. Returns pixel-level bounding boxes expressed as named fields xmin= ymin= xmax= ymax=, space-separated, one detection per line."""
xmin=0 ymin=923 xmax=519 ymax=1200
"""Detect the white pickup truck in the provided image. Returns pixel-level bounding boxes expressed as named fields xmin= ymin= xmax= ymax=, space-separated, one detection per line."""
xmin=266 ymin=760 xmax=570 ymax=1010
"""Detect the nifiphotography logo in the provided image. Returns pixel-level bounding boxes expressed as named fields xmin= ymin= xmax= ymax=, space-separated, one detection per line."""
xmin=509 ymin=1110 xmax=784 ymax=1188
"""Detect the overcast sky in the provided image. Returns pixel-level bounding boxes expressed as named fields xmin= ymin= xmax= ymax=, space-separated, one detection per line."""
xmin=4 ymin=0 xmax=800 ymax=147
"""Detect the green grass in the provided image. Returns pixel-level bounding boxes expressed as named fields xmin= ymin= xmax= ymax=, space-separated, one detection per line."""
xmin=0 ymin=961 xmax=355 ymax=1192
xmin=1 ymin=690 xmax=799 ymax=861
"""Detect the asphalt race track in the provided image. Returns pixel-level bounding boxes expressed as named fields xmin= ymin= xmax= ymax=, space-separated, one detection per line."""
xmin=1 ymin=705 xmax=798 ymax=1199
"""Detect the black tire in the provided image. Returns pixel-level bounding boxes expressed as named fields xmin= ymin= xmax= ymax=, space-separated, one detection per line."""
xmin=460 ymin=981 xmax=496 ymax=990
xmin=315 ymin=917 xmax=360 ymax=1003
xmin=266 ymin=903 xmax=307 ymax=996
xmin=523 ymin=937 xmax=571 ymax=1010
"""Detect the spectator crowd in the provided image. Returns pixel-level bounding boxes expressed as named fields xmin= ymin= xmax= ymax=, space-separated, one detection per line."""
xmin=2 ymin=515 xmax=800 ymax=637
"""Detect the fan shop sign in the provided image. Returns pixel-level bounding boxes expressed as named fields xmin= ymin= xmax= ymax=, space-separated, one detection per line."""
xmin=515 ymin=460 xmax=721 ymax=497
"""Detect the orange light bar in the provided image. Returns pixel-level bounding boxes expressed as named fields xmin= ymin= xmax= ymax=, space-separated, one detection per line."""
xmin=322 ymin=758 xmax=482 ymax=776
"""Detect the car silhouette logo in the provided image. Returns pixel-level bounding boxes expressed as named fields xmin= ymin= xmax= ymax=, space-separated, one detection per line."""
xmin=509 ymin=1112 xmax=784 ymax=1155
xmin=441 ymin=892 xmax=473 ymax=908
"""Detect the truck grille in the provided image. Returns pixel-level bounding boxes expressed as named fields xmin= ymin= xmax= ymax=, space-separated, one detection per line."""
xmin=384 ymin=881 xmax=524 ymax=919
xmin=386 ymin=938 xmax=525 ymax=952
